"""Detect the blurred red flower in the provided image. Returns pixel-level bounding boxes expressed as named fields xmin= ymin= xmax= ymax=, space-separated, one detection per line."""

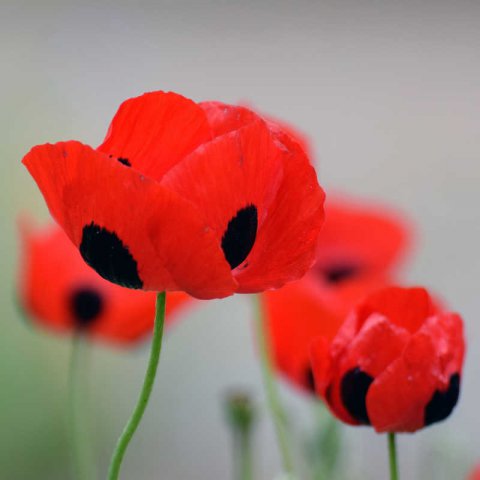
xmin=18 ymin=222 xmax=189 ymax=344
xmin=311 ymin=286 xmax=465 ymax=432
xmin=467 ymin=465 xmax=480 ymax=480
xmin=264 ymin=197 xmax=411 ymax=392
xmin=22 ymin=91 xmax=325 ymax=299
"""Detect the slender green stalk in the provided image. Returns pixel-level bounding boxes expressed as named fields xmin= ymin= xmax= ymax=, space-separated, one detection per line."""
xmin=388 ymin=432 xmax=399 ymax=480
xmin=225 ymin=393 xmax=256 ymax=480
xmin=252 ymin=294 xmax=294 ymax=475
xmin=234 ymin=426 xmax=254 ymax=480
xmin=107 ymin=292 xmax=166 ymax=480
xmin=69 ymin=335 xmax=96 ymax=480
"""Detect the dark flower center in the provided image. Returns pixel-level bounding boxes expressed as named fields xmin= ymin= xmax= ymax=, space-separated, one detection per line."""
xmin=221 ymin=205 xmax=258 ymax=269
xmin=79 ymin=223 xmax=143 ymax=289
xmin=322 ymin=263 xmax=359 ymax=284
xmin=69 ymin=287 xmax=104 ymax=328
xmin=425 ymin=373 xmax=461 ymax=426
xmin=340 ymin=367 xmax=374 ymax=424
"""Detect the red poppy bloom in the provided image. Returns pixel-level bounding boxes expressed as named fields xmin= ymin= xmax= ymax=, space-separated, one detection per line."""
xmin=18 ymin=221 xmax=190 ymax=344
xmin=311 ymin=195 xmax=410 ymax=287
xmin=264 ymin=198 xmax=410 ymax=392
xmin=310 ymin=286 xmax=465 ymax=432
xmin=22 ymin=91 xmax=325 ymax=299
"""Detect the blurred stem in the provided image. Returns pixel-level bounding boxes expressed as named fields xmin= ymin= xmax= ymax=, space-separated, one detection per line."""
xmin=225 ymin=393 xmax=256 ymax=480
xmin=388 ymin=432 xmax=399 ymax=480
xmin=310 ymin=401 xmax=341 ymax=480
xmin=69 ymin=335 xmax=96 ymax=480
xmin=107 ymin=292 xmax=166 ymax=480
xmin=234 ymin=423 xmax=254 ymax=480
xmin=252 ymin=294 xmax=294 ymax=475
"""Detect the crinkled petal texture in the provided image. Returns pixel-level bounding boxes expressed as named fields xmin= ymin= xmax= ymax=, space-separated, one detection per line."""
xmin=310 ymin=286 xmax=465 ymax=432
xmin=18 ymin=222 xmax=189 ymax=344
xmin=23 ymin=91 xmax=325 ymax=299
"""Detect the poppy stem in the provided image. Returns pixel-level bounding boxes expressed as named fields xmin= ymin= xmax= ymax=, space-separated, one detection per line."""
xmin=252 ymin=294 xmax=294 ymax=476
xmin=69 ymin=335 xmax=96 ymax=480
xmin=106 ymin=291 xmax=167 ymax=480
xmin=225 ymin=392 xmax=256 ymax=480
xmin=388 ymin=432 xmax=399 ymax=480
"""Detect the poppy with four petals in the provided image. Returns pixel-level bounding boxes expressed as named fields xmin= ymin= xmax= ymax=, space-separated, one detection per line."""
xmin=264 ymin=197 xmax=411 ymax=393
xmin=18 ymin=222 xmax=188 ymax=344
xmin=310 ymin=286 xmax=465 ymax=432
xmin=22 ymin=91 xmax=325 ymax=299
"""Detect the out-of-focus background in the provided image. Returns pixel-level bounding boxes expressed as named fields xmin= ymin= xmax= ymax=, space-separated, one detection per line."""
xmin=1 ymin=1 xmax=479 ymax=479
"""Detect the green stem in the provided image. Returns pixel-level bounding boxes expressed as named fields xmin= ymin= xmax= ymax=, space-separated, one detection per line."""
xmin=234 ymin=429 xmax=253 ymax=480
xmin=388 ymin=432 xmax=399 ymax=480
xmin=252 ymin=294 xmax=294 ymax=475
xmin=69 ymin=335 xmax=96 ymax=480
xmin=107 ymin=292 xmax=166 ymax=480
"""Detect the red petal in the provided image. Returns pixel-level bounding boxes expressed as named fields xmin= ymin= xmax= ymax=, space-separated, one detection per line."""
xmin=264 ymin=279 xmax=344 ymax=391
xmin=233 ymin=130 xmax=325 ymax=291
xmin=367 ymin=330 xmax=438 ymax=432
xmin=356 ymin=286 xmax=437 ymax=334
xmin=314 ymin=196 xmax=411 ymax=281
xmin=200 ymin=101 xmax=259 ymax=137
xmin=22 ymin=141 xmax=236 ymax=298
xmin=18 ymin=222 xmax=158 ymax=343
xmin=98 ymin=91 xmax=212 ymax=181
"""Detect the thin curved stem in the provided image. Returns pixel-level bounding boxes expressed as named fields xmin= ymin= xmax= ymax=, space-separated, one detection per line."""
xmin=252 ymin=294 xmax=294 ymax=475
xmin=388 ymin=432 xmax=399 ymax=480
xmin=69 ymin=335 xmax=96 ymax=480
xmin=107 ymin=292 xmax=166 ymax=480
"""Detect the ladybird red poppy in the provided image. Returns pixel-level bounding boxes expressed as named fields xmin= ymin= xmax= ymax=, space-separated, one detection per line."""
xmin=310 ymin=286 xmax=465 ymax=432
xmin=311 ymin=195 xmax=411 ymax=287
xmin=263 ymin=198 xmax=411 ymax=393
xmin=18 ymin=221 xmax=190 ymax=344
xmin=22 ymin=91 xmax=325 ymax=299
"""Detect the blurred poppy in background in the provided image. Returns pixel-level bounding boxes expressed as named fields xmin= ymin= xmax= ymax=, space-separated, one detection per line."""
xmin=468 ymin=464 xmax=480 ymax=480
xmin=18 ymin=221 xmax=189 ymax=344
xmin=22 ymin=91 xmax=325 ymax=299
xmin=264 ymin=197 xmax=411 ymax=393
xmin=311 ymin=286 xmax=465 ymax=432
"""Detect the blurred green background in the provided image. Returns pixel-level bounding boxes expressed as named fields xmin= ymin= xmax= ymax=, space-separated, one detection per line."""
xmin=1 ymin=1 xmax=479 ymax=479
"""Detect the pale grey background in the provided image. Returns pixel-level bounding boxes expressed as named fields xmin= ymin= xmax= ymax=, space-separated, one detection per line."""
xmin=1 ymin=1 xmax=479 ymax=479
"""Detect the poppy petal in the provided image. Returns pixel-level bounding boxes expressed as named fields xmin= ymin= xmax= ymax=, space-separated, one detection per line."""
xmin=22 ymin=141 xmax=236 ymax=298
xmin=356 ymin=286 xmax=437 ymax=333
xmin=233 ymin=134 xmax=325 ymax=291
xmin=200 ymin=101 xmax=259 ymax=137
xmin=162 ymin=120 xmax=284 ymax=274
xmin=98 ymin=91 xmax=212 ymax=181
xmin=366 ymin=330 xmax=439 ymax=432
xmin=264 ymin=280 xmax=344 ymax=391
xmin=314 ymin=197 xmax=411 ymax=283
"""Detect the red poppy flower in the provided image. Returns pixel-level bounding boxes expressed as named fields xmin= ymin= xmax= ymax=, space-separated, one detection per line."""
xmin=310 ymin=286 xmax=465 ymax=432
xmin=263 ymin=198 xmax=410 ymax=392
xmin=311 ymin=195 xmax=411 ymax=287
xmin=22 ymin=91 xmax=325 ymax=299
xmin=18 ymin=221 xmax=190 ymax=344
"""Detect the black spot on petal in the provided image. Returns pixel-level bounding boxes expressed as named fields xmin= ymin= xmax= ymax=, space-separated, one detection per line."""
xmin=322 ymin=264 xmax=359 ymax=284
xmin=221 ymin=205 xmax=258 ymax=269
xmin=117 ymin=157 xmax=131 ymax=167
xmin=79 ymin=223 xmax=143 ymax=289
xmin=424 ymin=373 xmax=461 ymax=426
xmin=69 ymin=287 xmax=104 ymax=328
xmin=305 ymin=366 xmax=316 ymax=393
xmin=340 ymin=367 xmax=374 ymax=424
